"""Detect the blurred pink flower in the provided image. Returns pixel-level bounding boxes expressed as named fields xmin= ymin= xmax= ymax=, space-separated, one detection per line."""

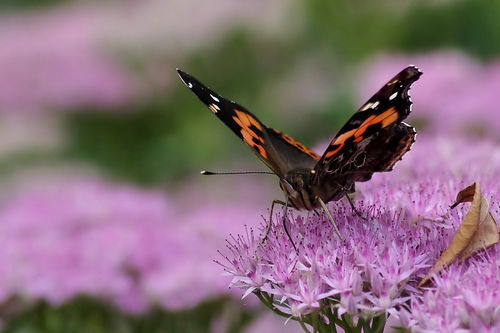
xmin=0 ymin=170 xmax=274 ymax=313
xmin=106 ymin=0 xmax=289 ymax=58
xmin=0 ymin=5 xmax=138 ymax=114
xmin=0 ymin=177 xmax=210 ymax=312
xmin=0 ymin=0 xmax=291 ymax=115
xmin=0 ymin=175 xmax=172 ymax=312
xmin=358 ymin=51 xmax=500 ymax=137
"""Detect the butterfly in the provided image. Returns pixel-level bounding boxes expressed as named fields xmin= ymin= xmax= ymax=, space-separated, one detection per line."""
xmin=177 ymin=66 xmax=422 ymax=245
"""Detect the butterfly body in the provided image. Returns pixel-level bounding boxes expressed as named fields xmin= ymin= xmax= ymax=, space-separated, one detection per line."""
xmin=177 ymin=66 xmax=421 ymax=213
xmin=280 ymin=168 xmax=317 ymax=210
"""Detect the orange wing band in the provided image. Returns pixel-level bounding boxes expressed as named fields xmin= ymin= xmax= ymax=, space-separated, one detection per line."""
xmin=232 ymin=110 xmax=268 ymax=159
xmin=325 ymin=107 xmax=398 ymax=159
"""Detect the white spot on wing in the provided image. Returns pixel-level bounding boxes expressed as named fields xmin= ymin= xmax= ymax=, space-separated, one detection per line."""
xmin=371 ymin=101 xmax=380 ymax=109
xmin=187 ymin=82 xmax=193 ymax=88
xmin=210 ymin=94 xmax=220 ymax=102
xmin=389 ymin=92 xmax=398 ymax=100
xmin=208 ymin=104 xmax=220 ymax=114
xmin=360 ymin=102 xmax=372 ymax=111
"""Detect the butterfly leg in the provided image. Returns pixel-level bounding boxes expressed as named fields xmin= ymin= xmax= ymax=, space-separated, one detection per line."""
xmin=344 ymin=194 xmax=367 ymax=221
xmin=281 ymin=198 xmax=298 ymax=253
xmin=262 ymin=199 xmax=298 ymax=252
xmin=262 ymin=199 xmax=287 ymax=242
xmin=317 ymin=197 xmax=344 ymax=241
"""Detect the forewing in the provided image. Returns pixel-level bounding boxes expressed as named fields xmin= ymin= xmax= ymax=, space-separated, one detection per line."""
xmin=177 ymin=69 xmax=319 ymax=175
xmin=266 ymin=128 xmax=319 ymax=170
xmin=314 ymin=66 xmax=422 ymax=191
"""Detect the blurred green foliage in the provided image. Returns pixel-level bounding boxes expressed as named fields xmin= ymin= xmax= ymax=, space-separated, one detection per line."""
xmin=64 ymin=0 xmax=500 ymax=186
xmin=302 ymin=0 xmax=402 ymax=62
xmin=2 ymin=297 xmax=255 ymax=333
xmin=400 ymin=0 xmax=500 ymax=59
xmin=303 ymin=0 xmax=500 ymax=61
xmin=0 ymin=0 xmax=67 ymax=9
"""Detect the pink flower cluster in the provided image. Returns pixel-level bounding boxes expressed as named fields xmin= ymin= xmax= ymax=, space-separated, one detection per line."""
xmin=358 ymin=51 xmax=500 ymax=137
xmin=220 ymin=200 xmax=431 ymax=319
xmin=398 ymin=248 xmax=500 ymax=332
xmin=360 ymin=136 xmax=500 ymax=331
xmin=219 ymin=134 xmax=500 ymax=331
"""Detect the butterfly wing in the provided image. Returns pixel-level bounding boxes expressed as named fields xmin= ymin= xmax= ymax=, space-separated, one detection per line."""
xmin=313 ymin=66 xmax=422 ymax=202
xmin=177 ymin=69 xmax=319 ymax=176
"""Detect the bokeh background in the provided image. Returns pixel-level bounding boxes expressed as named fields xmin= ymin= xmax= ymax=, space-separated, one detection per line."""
xmin=0 ymin=0 xmax=499 ymax=332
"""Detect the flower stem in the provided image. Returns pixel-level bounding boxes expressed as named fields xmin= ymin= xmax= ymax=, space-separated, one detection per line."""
xmin=254 ymin=292 xmax=290 ymax=319
xmin=361 ymin=318 xmax=371 ymax=332
xmin=254 ymin=291 xmax=315 ymax=328
xmin=324 ymin=307 xmax=347 ymax=331
xmin=341 ymin=314 xmax=356 ymax=333
xmin=355 ymin=317 xmax=364 ymax=332
xmin=299 ymin=318 xmax=313 ymax=333
xmin=371 ymin=314 xmax=387 ymax=333
xmin=316 ymin=315 xmax=332 ymax=333
xmin=311 ymin=311 xmax=320 ymax=333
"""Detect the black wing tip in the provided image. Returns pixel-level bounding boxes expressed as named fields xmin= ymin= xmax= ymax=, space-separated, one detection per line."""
xmin=176 ymin=68 xmax=195 ymax=88
xmin=385 ymin=65 xmax=422 ymax=92
xmin=176 ymin=68 xmax=190 ymax=77
xmin=176 ymin=69 xmax=223 ymax=106
xmin=406 ymin=64 xmax=422 ymax=72
xmin=175 ymin=67 xmax=185 ymax=77
xmin=402 ymin=65 xmax=423 ymax=82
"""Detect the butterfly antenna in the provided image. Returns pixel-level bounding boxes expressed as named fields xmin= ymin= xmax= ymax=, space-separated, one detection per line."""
xmin=201 ymin=170 xmax=275 ymax=176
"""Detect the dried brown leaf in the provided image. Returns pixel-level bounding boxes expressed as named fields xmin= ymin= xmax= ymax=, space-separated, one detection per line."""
xmin=419 ymin=183 xmax=499 ymax=286
xmin=450 ymin=183 xmax=476 ymax=208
